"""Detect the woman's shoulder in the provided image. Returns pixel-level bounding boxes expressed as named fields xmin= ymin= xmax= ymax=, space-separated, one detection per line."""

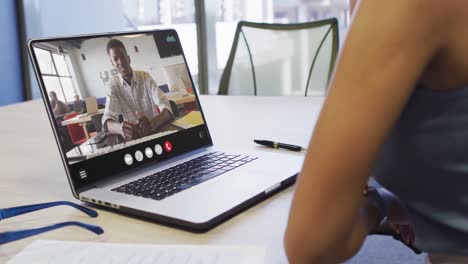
xmin=357 ymin=0 xmax=466 ymax=27
xmin=353 ymin=0 xmax=468 ymax=58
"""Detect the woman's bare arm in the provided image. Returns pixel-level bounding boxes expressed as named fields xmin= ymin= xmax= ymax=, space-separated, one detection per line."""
xmin=284 ymin=1 xmax=454 ymax=263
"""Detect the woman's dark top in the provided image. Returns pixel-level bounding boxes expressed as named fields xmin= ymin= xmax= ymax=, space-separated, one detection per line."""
xmin=374 ymin=86 xmax=468 ymax=254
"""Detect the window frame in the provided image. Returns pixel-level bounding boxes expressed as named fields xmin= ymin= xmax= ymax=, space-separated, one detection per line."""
xmin=36 ymin=47 xmax=76 ymax=104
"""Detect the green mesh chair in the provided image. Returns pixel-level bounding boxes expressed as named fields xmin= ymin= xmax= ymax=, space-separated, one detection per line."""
xmin=218 ymin=18 xmax=339 ymax=96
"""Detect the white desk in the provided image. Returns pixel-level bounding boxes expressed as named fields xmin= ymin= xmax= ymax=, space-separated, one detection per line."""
xmin=0 ymin=95 xmax=325 ymax=263
xmin=61 ymin=109 xmax=105 ymax=126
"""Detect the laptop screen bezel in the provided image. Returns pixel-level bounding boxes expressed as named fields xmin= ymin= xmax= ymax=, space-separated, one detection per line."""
xmin=28 ymin=29 xmax=214 ymax=196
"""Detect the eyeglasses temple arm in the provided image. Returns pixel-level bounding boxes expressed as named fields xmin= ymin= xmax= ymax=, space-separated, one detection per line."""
xmin=0 ymin=201 xmax=97 ymax=221
xmin=0 ymin=221 xmax=104 ymax=245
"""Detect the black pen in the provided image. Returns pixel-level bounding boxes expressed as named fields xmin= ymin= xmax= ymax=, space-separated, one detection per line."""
xmin=254 ymin=139 xmax=306 ymax=152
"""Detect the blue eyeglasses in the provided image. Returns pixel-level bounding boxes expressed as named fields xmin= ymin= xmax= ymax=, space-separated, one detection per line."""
xmin=0 ymin=201 xmax=104 ymax=245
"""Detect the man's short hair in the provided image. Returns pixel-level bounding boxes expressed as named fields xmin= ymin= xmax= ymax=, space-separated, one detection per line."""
xmin=106 ymin=39 xmax=127 ymax=55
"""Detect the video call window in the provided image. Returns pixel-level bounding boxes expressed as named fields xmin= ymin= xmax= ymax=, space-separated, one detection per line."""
xmin=32 ymin=33 xmax=204 ymax=165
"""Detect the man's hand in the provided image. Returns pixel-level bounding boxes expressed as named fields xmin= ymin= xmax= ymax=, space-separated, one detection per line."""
xmin=120 ymin=121 xmax=140 ymax=140
xmin=150 ymin=109 xmax=174 ymax=133
xmin=136 ymin=112 xmax=152 ymax=137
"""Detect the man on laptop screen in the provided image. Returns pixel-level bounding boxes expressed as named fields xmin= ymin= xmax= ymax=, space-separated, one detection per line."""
xmin=103 ymin=39 xmax=174 ymax=141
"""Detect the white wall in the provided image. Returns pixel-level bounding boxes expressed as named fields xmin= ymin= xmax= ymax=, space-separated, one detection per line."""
xmin=67 ymin=34 xmax=186 ymax=99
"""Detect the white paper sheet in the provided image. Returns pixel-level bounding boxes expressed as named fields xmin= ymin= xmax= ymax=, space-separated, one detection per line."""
xmin=9 ymin=240 xmax=265 ymax=264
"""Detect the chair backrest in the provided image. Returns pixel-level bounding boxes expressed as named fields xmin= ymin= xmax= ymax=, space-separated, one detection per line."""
xmin=73 ymin=100 xmax=84 ymax=113
xmin=218 ymin=18 xmax=339 ymax=96
xmin=85 ymin=96 xmax=98 ymax=114
xmin=169 ymin=100 xmax=180 ymax=118
xmin=90 ymin=113 xmax=104 ymax=133
xmin=64 ymin=112 xmax=86 ymax=145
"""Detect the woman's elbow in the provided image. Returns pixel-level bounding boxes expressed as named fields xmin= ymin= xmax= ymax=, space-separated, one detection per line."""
xmin=284 ymin=226 xmax=364 ymax=264
xmin=284 ymin=228 xmax=325 ymax=264
xmin=284 ymin=235 xmax=312 ymax=263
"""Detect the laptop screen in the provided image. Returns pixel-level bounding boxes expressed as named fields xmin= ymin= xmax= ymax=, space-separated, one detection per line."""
xmin=29 ymin=30 xmax=212 ymax=191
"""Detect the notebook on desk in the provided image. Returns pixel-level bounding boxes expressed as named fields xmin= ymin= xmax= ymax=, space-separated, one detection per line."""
xmin=172 ymin=111 xmax=203 ymax=129
xmin=27 ymin=29 xmax=303 ymax=231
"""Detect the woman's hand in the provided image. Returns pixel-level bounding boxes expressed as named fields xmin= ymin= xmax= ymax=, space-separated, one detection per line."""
xmin=377 ymin=187 xmax=415 ymax=245
xmin=378 ymin=187 xmax=410 ymax=224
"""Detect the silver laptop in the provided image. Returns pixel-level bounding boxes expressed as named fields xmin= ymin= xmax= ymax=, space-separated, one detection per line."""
xmin=28 ymin=29 xmax=303 ymax=231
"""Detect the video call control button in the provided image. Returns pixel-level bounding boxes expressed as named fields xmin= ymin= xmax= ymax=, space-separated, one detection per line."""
xmin=145 ymin=147 xmax=153 ymax=158
xmin=154 ymin=144 xmax=163 ymax=155
xmin=164 ymin=141 xmax=172 ymax=152
xmin=124 ymin=154 xmax=133 ymax=165
xmin=135 ymin=150 xmax=144 ymax=162
xmin=79 ymin=169 xmax=88 ymax=179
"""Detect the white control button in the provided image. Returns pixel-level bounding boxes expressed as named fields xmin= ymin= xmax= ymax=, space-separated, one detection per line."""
xmin=154 ymin=144 xmax=163 ymax=155
xmin=135 ymin=150 xmax=144 ymax=162
xmin=124 ymin=154 xmax=133 ymax=165
xmin=145 ymin=147 xmax=153 ymax=158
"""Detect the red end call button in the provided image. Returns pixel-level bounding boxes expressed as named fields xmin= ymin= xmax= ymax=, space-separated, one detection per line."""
xmin=164 ymin=141 xmax=172 ymax=152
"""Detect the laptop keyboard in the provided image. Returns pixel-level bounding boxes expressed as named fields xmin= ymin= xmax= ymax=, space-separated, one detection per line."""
xmin=111 ymin=152 xmax=257 ymax=201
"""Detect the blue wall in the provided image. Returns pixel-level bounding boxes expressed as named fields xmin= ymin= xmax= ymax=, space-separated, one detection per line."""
xmin=0 ymin=0 xmax=24 ymax=106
